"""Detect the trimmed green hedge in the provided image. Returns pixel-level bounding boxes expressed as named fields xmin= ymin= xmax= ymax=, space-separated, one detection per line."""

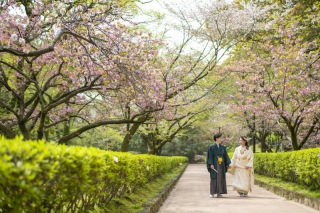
xmin=0 ymin=137 xmax=188 ymax=212
xmin=254 ymin=148 xmax=320 ymax=190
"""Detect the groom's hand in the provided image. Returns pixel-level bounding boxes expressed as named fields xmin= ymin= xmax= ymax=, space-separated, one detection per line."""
xmin=210 ymin=165 xmax=214 ymax=170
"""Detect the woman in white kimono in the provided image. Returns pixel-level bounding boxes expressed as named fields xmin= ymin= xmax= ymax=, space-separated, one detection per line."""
xmin=230 ymin=136 xmax=254 ymax=197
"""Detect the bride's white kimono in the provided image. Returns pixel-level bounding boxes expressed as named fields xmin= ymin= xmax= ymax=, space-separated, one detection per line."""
xmin=230 ymin=146 xmax=254 ymax=193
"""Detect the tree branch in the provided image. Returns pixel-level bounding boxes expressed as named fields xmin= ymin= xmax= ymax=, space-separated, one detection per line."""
xmin=57 ymin=118 xmax=147 ymax=144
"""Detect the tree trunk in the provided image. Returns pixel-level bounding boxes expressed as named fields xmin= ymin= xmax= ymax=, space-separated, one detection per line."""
xmin=260 ymin=136 xmax=267 ymax=153
xmin=260 ymin=131 xmax=270 ymax=153
xmin=147 ymin=142 xmax=154 ymax=154
xmin=62 ymin=121 xmax=70 ymax=145
xmin=290 ymin=128 xmax=298 ymax=150
xmin=120 ymin=123 xmax=141 ymax=152
xmin=157 ymin=147 xmax=163 ymax=155
xmin=297 ymin=119 xmax=318 ymax=150
xmin=120 ymin=123 xmax=142 ymax=152
xmin=147 ymin=147 xmax=156 ymax=155
xmin=147 ymin=138 xmax=161 ymax=155
xmin=0 ymin=124 xmax=16 ymax=139
xmin=18 ymin=121 xmax=31 ymax=140
xmin=148 ymin=139 xmax=170 ymax=155
xmin=45 ymin=116 xmax=50 ymax=141
xmin=120 ymin=115 xmax=147 ymax=152
xmin=37 ymin=113 xmax=47 ymax=141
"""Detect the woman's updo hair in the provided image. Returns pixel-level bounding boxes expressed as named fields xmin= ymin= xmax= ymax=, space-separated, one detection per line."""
xmin=241 ymin=136 xmax=249 ymax=150
xmin=214 ymin=133 xmax=222 ymax=141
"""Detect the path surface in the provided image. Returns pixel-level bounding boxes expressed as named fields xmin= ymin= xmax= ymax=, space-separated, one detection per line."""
xmin=158 ymin=164 xmax=318 ymax=213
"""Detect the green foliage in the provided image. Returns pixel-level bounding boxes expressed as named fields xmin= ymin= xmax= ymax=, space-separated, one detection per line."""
xmin=254 ymin=148 xmax=320 ymax=190
xmin=69 ymin=127 xmax=124 ymax=151
xmin=0 ymin=136 xmax=188 ymax=212
xmin=228 ymin=152 xmax=234 ymax=160
xmin=254 ymin=174 xmax=320 ymax=198
xmin=161 ymin=135 xmax=209 ymax=163
xmin=90 ymin=163 xmax=188 ymax=213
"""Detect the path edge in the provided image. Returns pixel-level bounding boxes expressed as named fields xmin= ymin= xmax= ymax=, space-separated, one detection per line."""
xmin=254 ymin=179 xmax=320 ymax=211
xmin=136 ymin=164 xmax=188 ymax=213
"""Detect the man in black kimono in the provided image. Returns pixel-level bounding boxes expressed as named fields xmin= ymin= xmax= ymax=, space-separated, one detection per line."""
xmin=206 ymin=133 xmax=231 ymax=198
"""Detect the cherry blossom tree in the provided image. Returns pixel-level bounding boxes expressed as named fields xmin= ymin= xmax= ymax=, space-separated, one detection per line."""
xmin=0 ymin=0 xmax=168 ymax=143
xmin=225 ymin=11 xmax=320 ymax=150
xmin=229 ymin=93 xmax=281 ymax=152
xmin=118 ymin=0 xmax=277 ymax=151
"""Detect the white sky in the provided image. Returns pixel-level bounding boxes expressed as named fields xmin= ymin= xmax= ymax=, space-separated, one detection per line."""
xmin=133 ymin=0 xmax=231 ymax=63
xmin=134 ymin=0 xmax=183 ymax=44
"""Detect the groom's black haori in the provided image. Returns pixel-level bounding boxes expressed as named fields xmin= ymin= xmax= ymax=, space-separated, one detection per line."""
xmin=206 ymin=133 xmax=231 ymax=196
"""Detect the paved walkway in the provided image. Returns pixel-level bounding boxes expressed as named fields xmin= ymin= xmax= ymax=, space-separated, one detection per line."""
xmin=158 ymin=164 xmax=319 ymax=213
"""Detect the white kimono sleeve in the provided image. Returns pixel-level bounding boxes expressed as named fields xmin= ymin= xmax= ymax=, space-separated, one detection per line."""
xmin=246 ymin=149 xmax=254 ymax=168
xmin=230 ymin=150 xmax=237 ymax=167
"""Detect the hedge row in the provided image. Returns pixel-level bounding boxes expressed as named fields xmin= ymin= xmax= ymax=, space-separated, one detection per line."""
xmin=253 ymin=148 xmax=320 ymax=190
xmin=0 ymin=137 xmax=188 ymax=212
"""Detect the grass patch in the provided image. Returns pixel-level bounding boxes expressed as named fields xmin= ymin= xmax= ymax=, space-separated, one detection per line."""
xmin=89 ymin=163 xmax=188 ymax=213
xmin=254 ymin=173 xmax=320 ymax=198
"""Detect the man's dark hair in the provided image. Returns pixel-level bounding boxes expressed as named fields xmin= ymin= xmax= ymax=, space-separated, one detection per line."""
xmin=214 ymin=133 xmax=222 ymax=141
